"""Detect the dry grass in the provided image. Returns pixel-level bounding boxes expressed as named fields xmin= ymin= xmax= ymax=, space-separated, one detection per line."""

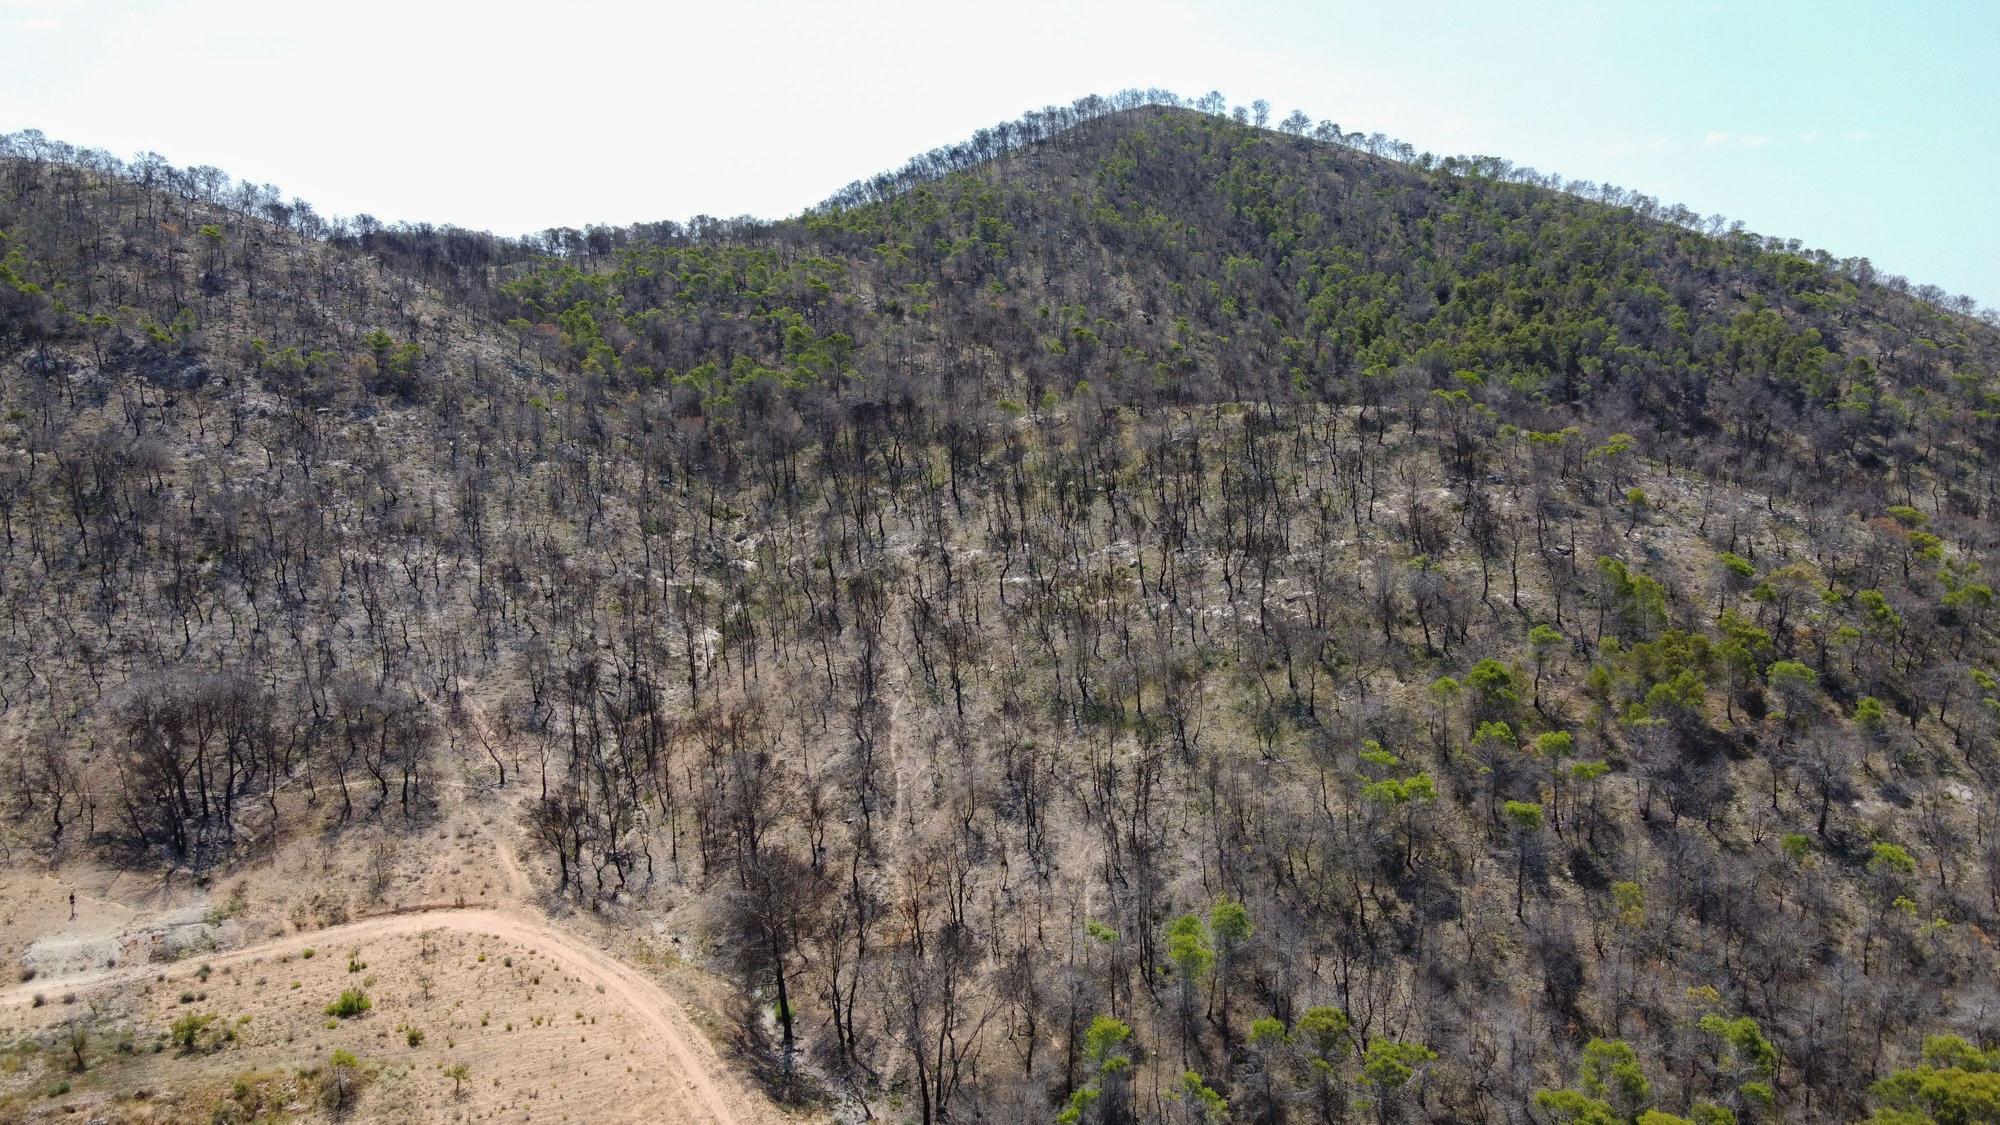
xmin=0 ymin=787 xmax=794 ymax=1124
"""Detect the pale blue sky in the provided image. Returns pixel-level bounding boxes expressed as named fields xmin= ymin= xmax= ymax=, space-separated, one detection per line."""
xmin=2 ymin=0 xmax=1993 ymax=304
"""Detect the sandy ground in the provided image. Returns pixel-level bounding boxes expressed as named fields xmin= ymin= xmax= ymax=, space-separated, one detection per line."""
xmin=0 ymin=795 xmax=797 ymax=1124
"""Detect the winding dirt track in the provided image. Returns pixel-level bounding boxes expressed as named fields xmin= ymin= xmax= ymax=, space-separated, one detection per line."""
xmin=1 ymin=905 xmax=754 ymax=1124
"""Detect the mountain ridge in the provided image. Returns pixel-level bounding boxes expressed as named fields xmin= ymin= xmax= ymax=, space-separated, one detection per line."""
xmin=13 ymin=91 xmax=1992 ymax=320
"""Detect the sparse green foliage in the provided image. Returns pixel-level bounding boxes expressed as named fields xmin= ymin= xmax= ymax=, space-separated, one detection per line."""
xmin=326 ymin=1047 xmax=361 ymax=1112
xmin=1166 ymin=914 xmax=1214 ymax=981
xmin=1209 ymin=898 xmax=1251 ymax=947
xmin=1580 ymin=1037 xmax=1651 ymax=1114
xmin=1533 ymin=1088 xmax=1618 ymax=1124
xmin=1059 ymin=1016 xmax=1136 ymax=1124
xmin=1468 ymin=658 xmax=1522 ymax=720
xmin=171 ymin=1012 xmax=216 ymax=1053
xmin=1363 ymin=1038 xmax=1437 ymax=1091
xmin=1504 ymin=800 xmax=1544 ymax=831
xmin=1296 ymin=1006 xmax=1351 ymax=1064
xmin=1361 ymin=774 xmax=1437 ymax=806
xmin=1866 ymin=1045 xmax=2000 ymax=1124
xmin=1084 ymin=1014 xmax=1132 ymax=1070
xmin=1699 ymin=1013 xmax=1778 ymax=1078
xmin=1612 ymin=881 xmax=1646 ymax=929
xmin=1599 ymin=557 xmax=1669 ymax=638
xmin=1766 ymin=660 xmax=1820 ymax=721
xmin=1870 ymin=842 xmax=1918 ymax=879
xmin=1179 ymin=1070 xmax=1228 ymax=1122
xmin=326 ymin=989 xmax=372 ymax=1020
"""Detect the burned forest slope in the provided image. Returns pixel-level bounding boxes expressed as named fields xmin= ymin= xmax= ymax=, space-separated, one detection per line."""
xmin=3 ymin=99 xmax=2000 ymax=1123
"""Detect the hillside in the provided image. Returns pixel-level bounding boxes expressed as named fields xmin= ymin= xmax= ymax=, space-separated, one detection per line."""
xmin=3 ymin=94 xmax=2000 ymax=1124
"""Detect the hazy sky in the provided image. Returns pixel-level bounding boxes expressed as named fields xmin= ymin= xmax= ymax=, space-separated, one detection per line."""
xmin=3 ymin=0 xmax=1994 ymax=303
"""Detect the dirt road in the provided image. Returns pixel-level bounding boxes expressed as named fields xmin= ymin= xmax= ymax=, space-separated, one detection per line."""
xmin=2 ymin=905 xmax=758 ymax=1125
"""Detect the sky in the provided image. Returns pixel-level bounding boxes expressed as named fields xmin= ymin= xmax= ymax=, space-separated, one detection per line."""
xmin=3 ymin=0 xmax=1994 ymax=305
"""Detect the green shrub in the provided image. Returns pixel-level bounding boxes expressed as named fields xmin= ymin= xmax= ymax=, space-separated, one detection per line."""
xmin=170 ymin=1012 xmax=216 ymax=1052
xmin=325 ymin=989 xmax=372 ymax=1019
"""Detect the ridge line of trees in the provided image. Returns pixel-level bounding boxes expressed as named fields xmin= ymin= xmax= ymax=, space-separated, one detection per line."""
xmin=4 ymin=89 xmax=1991 ymax=325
